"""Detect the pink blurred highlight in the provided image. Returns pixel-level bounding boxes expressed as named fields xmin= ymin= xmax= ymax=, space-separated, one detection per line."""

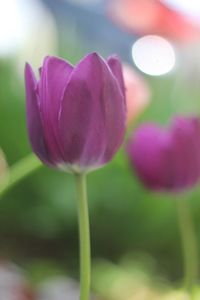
xmin=123 ymin=64 xmax=151 ymax=125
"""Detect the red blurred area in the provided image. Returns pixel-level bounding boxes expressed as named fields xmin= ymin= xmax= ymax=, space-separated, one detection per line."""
xmin=108 ymin=0 xmax=200 ymax=43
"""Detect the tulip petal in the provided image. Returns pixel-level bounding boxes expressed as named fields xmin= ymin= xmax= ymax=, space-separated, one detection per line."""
xmin=39 ymin=56 xmax=73 ymax=118
xmin=128 ymin=125 xmax=172 ymax=190
xmin=38 ymin=56 xmax=73 ymax=164
xmin=171 ymin=117 xmax=200 ymax=189
xmin=25 ymin=63 xmax=50 ymax=165
xmin=107 ymin=55 xmax=125 ymax=97
xmin=59 ymin=53 xmax=126 ymax=170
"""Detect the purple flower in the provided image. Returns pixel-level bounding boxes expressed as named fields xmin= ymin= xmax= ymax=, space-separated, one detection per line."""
xmin=25 ymin=53 xmax=126 ymax=173
xmin=127 ymin=116 xmax=200 ymax=191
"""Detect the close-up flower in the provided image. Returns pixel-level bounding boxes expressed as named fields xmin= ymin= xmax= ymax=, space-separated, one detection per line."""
xmin=127 ymin=116 xmax=200 ymax=191
xmin=25 ymin=52 xmax=126 ymax=300
xmin=25 ymin=53 xmax=126 ymax=173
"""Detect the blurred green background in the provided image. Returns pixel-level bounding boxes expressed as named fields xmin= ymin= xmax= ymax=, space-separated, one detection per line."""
xmin=1 ymin=0 xmax=200 ymax=299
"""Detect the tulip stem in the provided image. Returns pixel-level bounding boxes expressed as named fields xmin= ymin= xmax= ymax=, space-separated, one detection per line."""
xmin=75 ymin=173 xmax=91 ymax=300
xmin=0 ymin=153 xmax=42 ymax=198
xmin=175 ymin=197 xmax=198 ymax=294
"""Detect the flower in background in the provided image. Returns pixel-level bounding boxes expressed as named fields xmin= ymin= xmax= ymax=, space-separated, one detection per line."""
xmin=123 ymin=64 xmax=150 ymax=125
xmin=108 ymin=0 xmax=200 ymax=43
xmin=127 ymin=116 xmax=200 ymax=191
xmin=25 ymin=53 xmax=126 ymax=173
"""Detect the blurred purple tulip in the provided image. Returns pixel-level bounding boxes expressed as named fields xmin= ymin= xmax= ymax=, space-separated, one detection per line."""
xmin=25 ymin=53 xmax=126 ymax=173
xmin=127 ymin=116 xmax=200 ymax=191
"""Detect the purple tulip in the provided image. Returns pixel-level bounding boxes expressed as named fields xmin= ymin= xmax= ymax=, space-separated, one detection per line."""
xmin=25 ymin=53 xmax=126 ymax=173
xmin=127 ymin=116 xmax=200 ymax=191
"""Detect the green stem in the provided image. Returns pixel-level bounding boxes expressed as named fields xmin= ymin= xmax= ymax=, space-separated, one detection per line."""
xmin=75 ymin=173 xmax=91 ymax=300
xmin=175 ymin=197 xmax=198 ymax=294
xmin=0 ymin=153 xmax=42 ymax=198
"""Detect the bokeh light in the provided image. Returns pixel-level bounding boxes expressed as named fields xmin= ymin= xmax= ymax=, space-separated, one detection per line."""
xmin=0 ymin=0 xmax=57 ymax=59
xmin=132 ymin=35 xmax=176 ymax=76
xmin=0 ymin=0 xmax=25 ymax=56
xmin=162 ymin=0 xmax=200 ymax=20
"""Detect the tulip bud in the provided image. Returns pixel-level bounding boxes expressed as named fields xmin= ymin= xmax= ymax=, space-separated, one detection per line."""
xmin=127 ymin=116 xmax=200 ymax=191
xmin=25 ymin=53 xmax=126 ymax=173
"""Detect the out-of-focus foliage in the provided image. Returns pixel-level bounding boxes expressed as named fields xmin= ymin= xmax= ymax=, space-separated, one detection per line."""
xmin=92 ymin=257 xmax=196 ymax=300
xmin=1 ymin=1 xmax=200 ymax=298
xmin=0 ymin=148 xmax=7 ymax=180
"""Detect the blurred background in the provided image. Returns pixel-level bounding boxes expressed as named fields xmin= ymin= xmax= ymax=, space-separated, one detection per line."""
xmin=1 ymin=0 xmax=200 ymax=299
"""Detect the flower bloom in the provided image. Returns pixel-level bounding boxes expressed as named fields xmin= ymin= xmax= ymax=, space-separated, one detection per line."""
xmin=123 ymin=64 xmax=150 ymax=125
xmin=108 ymin=0 xmax=200 ymax=43
xmin=25 ymin=53 xmax=126 ymax=173
xmin=127 ymin=116 xmax=200 ymax=191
